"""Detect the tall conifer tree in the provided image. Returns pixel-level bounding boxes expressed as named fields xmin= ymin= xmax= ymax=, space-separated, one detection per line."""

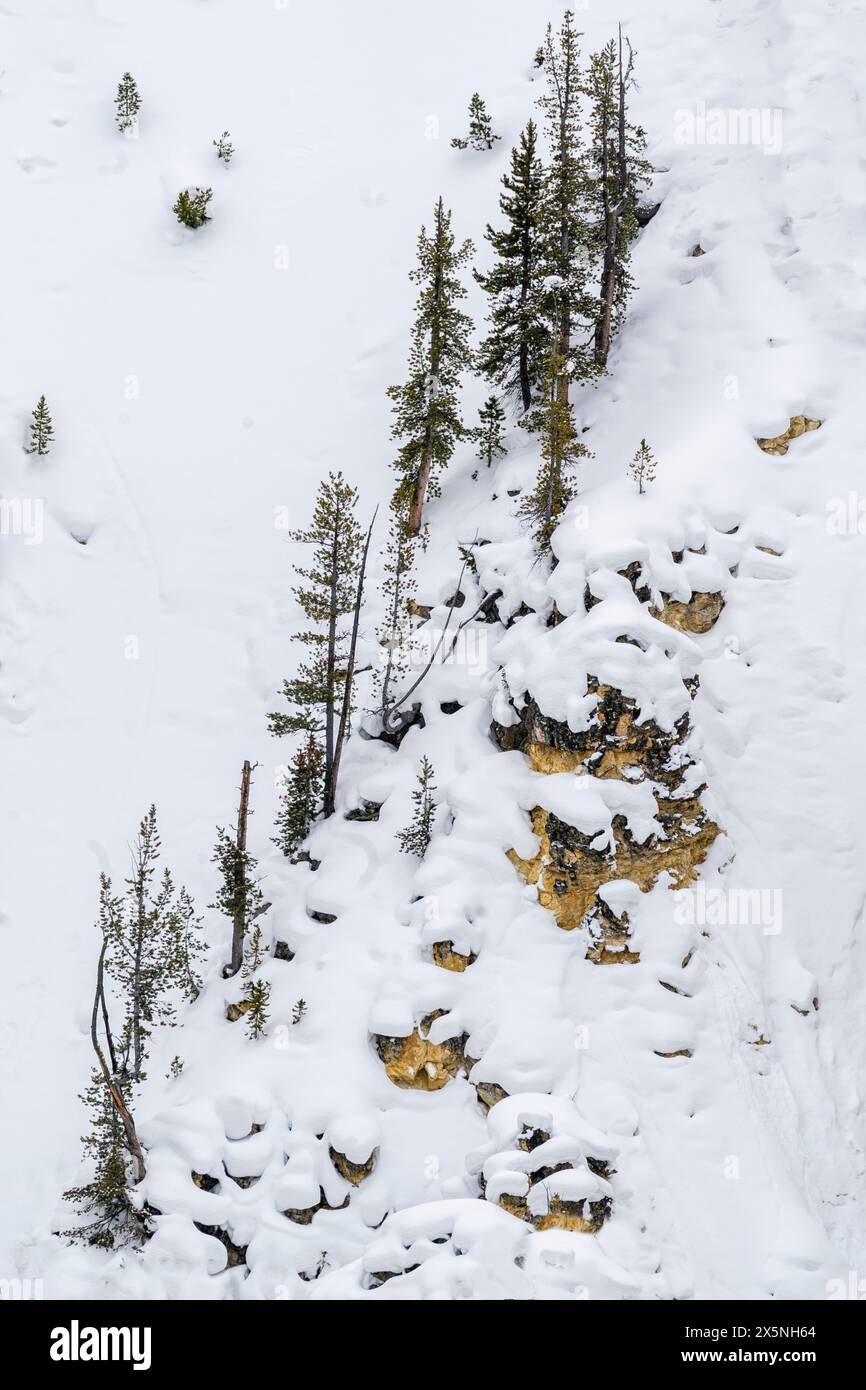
xmin=375 ymin=504 xmax=417 ymax=717
xmin=585 ymin=31 xmax=651 ymax=367
xmin=102 ymin=808 xmax=202 ymax=1084
xmin=388 ymin=199 xmax=474 ymax=535
xmin=268 ymin=472 xmax=362 ymax=813
xmin=475 ymin=121 xmax=547 ymax=413
xmin=273 ymin=735 xmax=325 ymax=859
xmin=519 ymin=342 xmax=593 ymax=554
xmin=536 ymin=12 xmax=596 ymax=396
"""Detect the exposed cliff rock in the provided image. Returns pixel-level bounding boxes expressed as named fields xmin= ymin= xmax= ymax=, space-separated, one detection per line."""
xmin=432 ymin=940 xmax=477 ymax=971
xmin=755 ymin=414 xmax=822 ymax=455
xmin=469 ymin=1093 xmax=616 ymax=1235
xmin=501 ymin=688 xmax=720 ymax=957
xmin=372 ymin=1010 xmax=471 ymax=1090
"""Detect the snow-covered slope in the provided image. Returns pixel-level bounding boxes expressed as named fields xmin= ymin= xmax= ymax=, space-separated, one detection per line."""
xmin=3 ymin=0 xmax=865 ymax=1299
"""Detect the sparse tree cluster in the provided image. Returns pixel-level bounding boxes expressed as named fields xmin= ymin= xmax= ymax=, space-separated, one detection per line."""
xmin=63 ymin=808 xmax=204 ymax=1247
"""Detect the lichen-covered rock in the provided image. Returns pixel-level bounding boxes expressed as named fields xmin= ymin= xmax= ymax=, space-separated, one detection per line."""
xmin=225 ymin=998 xmax=253 ymax=1023
xmin=475 ymin=1080 xmax=509 ymax=1112
xmin=432 ymin=940 xmax=477 ymax=971
xmin=282 ymin=1187 xmax=350 ymax=1224
xmin=372 ymin=1010 xmax=471 ymax=1090
xmin=468 ymin=1093 xmax=616 ymax=1235
xmin=329 ymin=1146 xmax=377 ymax=1185
xmin=193 ymin=1222 xmax=247 ymax=1267
xmin=650 ymin=589 xmax=724 ymax=634
xmin=755 ymin=414 xmax=822 ymax=455
xmin=502 ymin=687 xmax=720 ymax=957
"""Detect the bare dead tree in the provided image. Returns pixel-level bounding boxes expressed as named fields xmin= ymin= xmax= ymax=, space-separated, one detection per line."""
xmin=90 ymin=938 xmax=145 ymax=1185
xmin=328 ymin=507 xmax=378 ymax=809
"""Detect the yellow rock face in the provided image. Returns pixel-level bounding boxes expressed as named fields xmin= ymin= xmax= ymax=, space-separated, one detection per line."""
xmin=225 ymin=999 xmax=253 ymax=1023
xmin=496 ymin=1190 xmax=607 ymax=1233
xmin=650 ymin=590 xmax=725 ymax=634
xmin=432 ymin=941 xmax=477 ymax=972
xmin=755 ymin=415 xmax=822 ymax=456
xmin=373 ymin=1011 xmax=470 ymax=1090
xmin=507 ymin=684 xmax=720 ymax=959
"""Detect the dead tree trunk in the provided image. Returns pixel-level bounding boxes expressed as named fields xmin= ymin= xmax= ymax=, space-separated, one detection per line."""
xmin=329 ymin=508 xmax=378 ymax=808
xmin=227 ymin=759 xmax=252 ymax=977
xmin=91 ymin=938 xmax=145 ymax=1185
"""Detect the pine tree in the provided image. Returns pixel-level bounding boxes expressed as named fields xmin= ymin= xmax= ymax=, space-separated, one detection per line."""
xmin=173 ymin=187 xmax=213 ymax=229
xmin=27 ymin=395 xmax=53 ymax=455
xmin=375 ymin=503 xmax=417 ymax=716
xmin=115 ymin=72 xmax=141 ymax=134
xmin=273 ymin=734 xmax=324 ymax=859
xmin=211 ymin=823 xmax=270 ymax=970
xmin=101 ymin=808 xmax=201 ymax=1083
xmin=474 ymin=120 xmax=547 ymax=414
xmin=388 ymin=199 xmax=474 ymax=535
xmin=292 ymin=998 xmax=308 ymax=1025
xmin=244 ymin=978 xmax=270 ymax=1039
xmin=451 ymin=93 xmax=500 ymax=151
xmin=536 ymin=12 xmax=596 ymax=394
xmin=519 ymin=342 xmax=593 ymax=553
xmin=268 ymin=472 xmax=363 ymax=815
xmin=585 ymin=31 xmax=652 ymax=368
xmin=62 ymin=1068 xmax=147 ymax=1248
xmin=241 ymin=922 xmax=268 ymax=979
xmin=475 ymin=396 xmax=507 ymax=469
xmin=629 ymin=438 xmax=657 ymax=494
xmin=397 ymin=756 xmax=438 ymax=857
xmin=213 ymin=130 xmax=234 ymax=164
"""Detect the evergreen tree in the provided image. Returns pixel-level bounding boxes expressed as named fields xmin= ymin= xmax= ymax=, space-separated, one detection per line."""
xmin=27 ymin=395 xmax=53 ymax=456
xmin=475 ymin=120 xmax=547 ymax=414
xmin=536 ymin=12 xmax=596 ymax=394
xmin=475 ymin=395 xmax=507 ymax=469
xmin=629 ymin=438 xmax=657 ymax=494
xmin=519 ymin=342 xmax=593 ymax=554
xmin=241 ymin=922 xmax=268 ymax=979
xmin=451 ymin=93 xmax=500 ymax=151
xmin=267 ymin=472 xmax=363 ymax=814
xmin=211 ymin=824 xmax=270 ymax=965
xmin=273 ymin=734 xmax=324 ymax=859
xmin=213 ymin=130 xmax=234 ymax=164
xmin=101 ymin=808 xmax=201 ymax=1083
xmin=62 ymin=1068 xmax=147 ymax=1248
xmin=388 ymin=199 xmax=474 ymax=535
xmin=397 ymin=756 xmax=438 ymax=857
xmin=584 ymin=32 xmax=652 ymax=368
xmin=173 ymin=187 xmax=213 ymax=229
xmin=292 ymin=998 xmax=308 ymax=1025
xmin=375 ymin=503 xmax=417 ymax=716
xmin=243 ymin=978 xmax=270 ymax=1040
xmin=115 ymin=72 xmax=141 ymax=134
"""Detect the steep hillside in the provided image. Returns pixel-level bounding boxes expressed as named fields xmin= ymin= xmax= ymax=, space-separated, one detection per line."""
xmin=3 ymin=0 xmax=865 ymax=1300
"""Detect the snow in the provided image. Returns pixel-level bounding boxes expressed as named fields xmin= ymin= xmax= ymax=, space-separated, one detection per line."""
xmin=2 ymin=0 xmax=865 ymax=1301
